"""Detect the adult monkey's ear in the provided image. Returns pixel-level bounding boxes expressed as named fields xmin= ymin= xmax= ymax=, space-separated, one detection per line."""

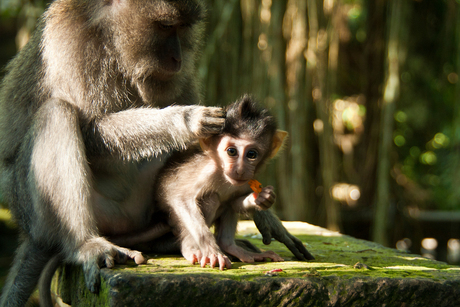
xmin=270 ymin=130 xmax=288 ymax=158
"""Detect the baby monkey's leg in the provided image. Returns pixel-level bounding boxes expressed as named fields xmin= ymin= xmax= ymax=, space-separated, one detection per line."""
xmin=216 ymin=209 xmax=284 ymax=263
xmin=169 ymin=195 xmax=231 ymax=270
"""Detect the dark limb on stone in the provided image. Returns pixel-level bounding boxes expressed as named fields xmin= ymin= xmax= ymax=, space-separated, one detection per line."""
xmin=254 ymin=210 xmax=315 ymax=260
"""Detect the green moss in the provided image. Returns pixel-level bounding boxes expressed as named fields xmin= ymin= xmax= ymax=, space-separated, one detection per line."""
xmin=115 ymin=229 xmax=457 ymax=283
xmin=55 ymin=222 xmax=460 ymax=306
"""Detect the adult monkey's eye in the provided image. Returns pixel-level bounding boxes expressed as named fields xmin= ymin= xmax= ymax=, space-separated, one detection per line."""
xmin=227 ymin=148 xmax=237 ymax=156
xmin=158 ymin=22 xmax=174 ymax=30
xmin=246 ymin=150 xmax=258 ymax=159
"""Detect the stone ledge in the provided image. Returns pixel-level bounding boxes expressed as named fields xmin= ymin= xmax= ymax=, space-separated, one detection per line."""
xmin=54 ymin=221 xmax=460 ymax=306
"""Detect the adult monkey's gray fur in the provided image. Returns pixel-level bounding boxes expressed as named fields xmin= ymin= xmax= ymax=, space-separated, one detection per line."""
xmin=0 ymin=0 xmax=223 ymax=305
xmin=0 ymin=0 xmax=313 ymax=306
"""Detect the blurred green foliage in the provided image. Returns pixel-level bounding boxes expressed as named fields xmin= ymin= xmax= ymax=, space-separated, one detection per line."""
xmin=390 ymin=1 xmax=460 ymax=211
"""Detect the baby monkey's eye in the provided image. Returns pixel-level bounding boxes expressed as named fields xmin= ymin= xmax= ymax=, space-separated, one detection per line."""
xmin=246 ymin=150 xmax=258 ymax=159
xmin=227 ymin=148 xmax=237 ymax=156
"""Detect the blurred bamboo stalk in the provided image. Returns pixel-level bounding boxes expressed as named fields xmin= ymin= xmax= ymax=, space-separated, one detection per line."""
xmin=448 ymin=2 xmax=460 ymax=208
xmin=372 ymin=0 xmax=404 ymax=245
xmin=307 ymin=0 xmax=340 ymax=231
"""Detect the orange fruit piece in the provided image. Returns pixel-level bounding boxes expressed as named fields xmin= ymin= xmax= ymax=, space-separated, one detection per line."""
xmin=248 ymin=179 xmax=262 ymax=193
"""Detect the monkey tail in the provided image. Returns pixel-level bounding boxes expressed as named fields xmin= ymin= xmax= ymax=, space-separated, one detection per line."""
xmin=38 ymin=254 xmax=62 ymax=307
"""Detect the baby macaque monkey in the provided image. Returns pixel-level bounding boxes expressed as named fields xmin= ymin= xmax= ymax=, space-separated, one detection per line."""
xmin=155 ymin=95 xmax=287 ymax=270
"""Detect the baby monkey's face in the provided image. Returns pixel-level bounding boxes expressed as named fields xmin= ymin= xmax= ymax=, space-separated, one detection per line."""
xmin=215 ymin=134 xmax=268 ymax=186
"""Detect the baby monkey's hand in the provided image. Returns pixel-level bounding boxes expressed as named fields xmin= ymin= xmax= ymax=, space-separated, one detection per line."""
xmin=254 ymin=185 xmax=276 ymax=210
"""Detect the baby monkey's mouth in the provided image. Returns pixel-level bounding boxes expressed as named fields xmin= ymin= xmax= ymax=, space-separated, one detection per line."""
xmin=225 ymin=175 xmax=249 ymax=186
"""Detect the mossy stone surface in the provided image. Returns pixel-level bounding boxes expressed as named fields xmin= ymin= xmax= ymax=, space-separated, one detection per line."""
xmin=54 ymin=221 xmax=460 ymax=307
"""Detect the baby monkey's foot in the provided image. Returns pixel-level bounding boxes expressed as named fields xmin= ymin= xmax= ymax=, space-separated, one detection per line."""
xmin=199 ymin=250 xmax=232 ymax=270
xmin=222 ymin=243 xmax=284 ymax=263
xmin=182 ymin=243 xmax=231 ymax=270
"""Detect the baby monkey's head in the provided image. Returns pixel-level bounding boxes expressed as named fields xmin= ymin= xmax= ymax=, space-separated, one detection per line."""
xmin=200 ymin=95 xmax=287 ymax=186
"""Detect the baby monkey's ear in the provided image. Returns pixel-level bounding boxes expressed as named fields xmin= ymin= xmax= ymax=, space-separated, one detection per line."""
xmin=199 ymin=137 xmax=214 ymax=152
xmin=270 ymin=130 xmax=288 ymax=158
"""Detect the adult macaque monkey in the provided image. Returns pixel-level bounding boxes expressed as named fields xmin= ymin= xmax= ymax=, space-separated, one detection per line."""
xmin=0 ymin=0 xmax=224 ymax=306
xmin=154 ymin=96 xmax=289 ymax=270
xmin=0 ymin=0 xmax=312 ymax=306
